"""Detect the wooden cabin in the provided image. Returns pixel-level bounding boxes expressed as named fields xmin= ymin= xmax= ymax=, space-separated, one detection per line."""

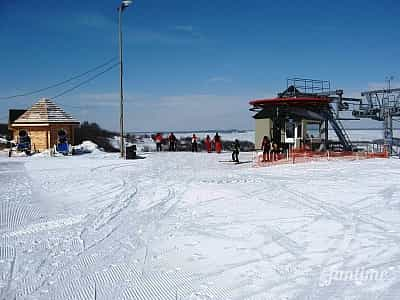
xmin=10 ymin=98 xmax=79 ymax=152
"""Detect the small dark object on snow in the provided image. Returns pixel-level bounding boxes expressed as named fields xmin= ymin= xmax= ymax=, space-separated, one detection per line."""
xmin=126 ymin=145 xmax=137 ymax=159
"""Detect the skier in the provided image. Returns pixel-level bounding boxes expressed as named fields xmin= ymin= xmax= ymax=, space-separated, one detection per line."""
xmin=204 ymin=135 xmax=212 ymax=153
xmin=261 ymin=136 xmax=271 ymax=162
xmin=155 ymin=133 xmax=163 ymax=152
xmin=168 ymin=132 xmax=177 ymax=151
xmin=232 ymin=139 xmax=240 ymax=163
xmin=191 ymin=134 xmax=198 ymax=152
xmin=214 ymin=132 xmax=222 ymax=153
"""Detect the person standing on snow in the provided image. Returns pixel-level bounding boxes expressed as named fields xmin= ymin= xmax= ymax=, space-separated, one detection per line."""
xmin=191 ymin=134 xmax=198 ymax=152
xmin=204 ymin=135 xmax=212 ymax=153
xmin=232 ymin=139 xmax=240 ymax=163
xmin=168 ymin=132 xmax=177 ymax=151
xmin=271 ymin=140 xmax=279 ymax=161
xmin=155 ymin=133 xmax=163 ymax=152
xmin=213 ymin=132 xmax=222 ymax=153
xmin=261 ymin=136 xmax=271 ymax=162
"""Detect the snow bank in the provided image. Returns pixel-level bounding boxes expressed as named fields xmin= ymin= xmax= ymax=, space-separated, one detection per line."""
xmin=135 ymin=137 xmax=157 ymax=152
xmin=109 ymin=136 xmax=156 ymax=153
xmin=79 ymin=141 xmax=99 ymax=153
xmin=108 ymin=136 xmax=120 ymax=150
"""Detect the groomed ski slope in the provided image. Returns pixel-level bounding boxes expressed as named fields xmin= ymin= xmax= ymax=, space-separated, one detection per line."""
xmin=1 ymin=152 xmax=400 ymax=299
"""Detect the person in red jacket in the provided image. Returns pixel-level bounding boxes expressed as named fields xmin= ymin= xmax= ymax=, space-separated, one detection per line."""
xmin=155 ymin=133 xmax=163 ymax=152
xmin=213 ymin=132 xmax=222 ymax=153
xmin=204 ymin=135 xmax=212 ymax=153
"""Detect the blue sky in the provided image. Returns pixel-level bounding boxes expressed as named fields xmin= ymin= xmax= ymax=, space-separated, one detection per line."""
xmin=1 ymin=0 xmax=399 ymax=131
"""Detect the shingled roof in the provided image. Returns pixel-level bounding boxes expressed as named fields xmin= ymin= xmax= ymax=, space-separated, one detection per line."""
xmin=13 ymin=98 xmax=79 ymax=124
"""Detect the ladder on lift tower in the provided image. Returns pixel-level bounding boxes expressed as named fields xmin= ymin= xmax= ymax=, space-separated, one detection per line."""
xmin=326 ymin=107 xmax=353 ymax=151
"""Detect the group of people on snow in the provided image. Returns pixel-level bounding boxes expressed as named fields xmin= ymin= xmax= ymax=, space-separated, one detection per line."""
xmin=152 ymin=132 xmax=243 ymax=163
xmin=261 ymin=136 xmax=279 ymax=162
xmin=153 ymin=132 xmax=223 ymax=153
xmin=201 ymin=133 xmax=222 ymax=153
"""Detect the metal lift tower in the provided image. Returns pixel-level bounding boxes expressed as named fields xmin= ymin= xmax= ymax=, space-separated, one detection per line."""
xmin=353 ymin=86 xmax=400 ymax=154
xmin=286 ymin=78 xmax=361 ymax=151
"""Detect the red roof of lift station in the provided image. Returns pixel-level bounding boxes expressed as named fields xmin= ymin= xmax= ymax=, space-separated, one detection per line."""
xmin=249 ymin=96 xmax=331 ymax=106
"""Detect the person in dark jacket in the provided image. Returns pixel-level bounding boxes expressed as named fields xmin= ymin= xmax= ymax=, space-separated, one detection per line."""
xmin=168 ymin=132 xmax=177 ymax=151
xmin=261 ymin=136 xmax=271 ymax=162
xmin=191 ymin=134 xmax=198 ymax=152
xmin=271 ymin=140 xmax=279 ymax=161
xmin=232 ymin=139 xmax=240 ymax=163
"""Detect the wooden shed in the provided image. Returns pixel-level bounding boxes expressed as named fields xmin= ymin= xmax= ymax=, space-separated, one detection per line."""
xmin=10 ymin=98 xmax=80 ymax=152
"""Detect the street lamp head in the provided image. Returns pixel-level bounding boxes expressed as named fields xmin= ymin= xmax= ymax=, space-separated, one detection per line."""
xmin=122 ymin=0 xmax=133 ymax=7
xmin=119 ymin=0 xmax=133 ymax=11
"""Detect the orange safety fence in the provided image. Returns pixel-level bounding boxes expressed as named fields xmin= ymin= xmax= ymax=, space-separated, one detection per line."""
xmin=253 ymin=149 xmax=389 ymax=168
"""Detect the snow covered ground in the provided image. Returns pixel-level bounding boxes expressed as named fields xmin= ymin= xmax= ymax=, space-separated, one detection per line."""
xmin=1 ymin=151 xmax=400 ymax=299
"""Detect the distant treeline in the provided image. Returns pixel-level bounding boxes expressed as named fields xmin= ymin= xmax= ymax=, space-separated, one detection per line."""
xmin=75 ymin=121 xmax=119 ymax=152
xmin=0 ymin=124 xmax=8 ymax=137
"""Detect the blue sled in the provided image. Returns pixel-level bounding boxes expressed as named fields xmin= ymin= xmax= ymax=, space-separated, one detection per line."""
xmin=56 ymin=143 xmax=70 ymax=155
xmin=17 ymin=142 xmax=31 ymax=154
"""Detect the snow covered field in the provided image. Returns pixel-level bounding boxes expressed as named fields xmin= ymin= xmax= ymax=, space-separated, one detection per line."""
xmin=1 ymin=151 xmax=400 ymax=299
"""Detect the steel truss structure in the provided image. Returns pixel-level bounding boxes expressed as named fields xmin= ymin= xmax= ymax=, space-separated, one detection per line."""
xmin=353 ymin=88 xmax=400 ymax=154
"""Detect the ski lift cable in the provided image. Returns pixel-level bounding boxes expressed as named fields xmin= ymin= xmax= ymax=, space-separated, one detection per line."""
xmin=0 ymin=57 xmax=118 ymax=100
xmin=50 ymin=63 xmax=119 ymax=100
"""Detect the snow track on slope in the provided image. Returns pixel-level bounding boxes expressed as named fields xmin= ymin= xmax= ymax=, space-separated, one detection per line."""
xmin=2 ymin=155 xmax=400 ymax=299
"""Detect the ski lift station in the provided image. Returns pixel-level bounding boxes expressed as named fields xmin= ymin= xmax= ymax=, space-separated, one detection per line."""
xmin=250 ymin=78 xmax=400 ymax=156
xmin=9 ymin=98 xmax=79 ymax=152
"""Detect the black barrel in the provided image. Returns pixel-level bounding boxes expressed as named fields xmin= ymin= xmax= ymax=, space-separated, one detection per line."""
xmin=125 ymin=145 xmax=137 ymax=159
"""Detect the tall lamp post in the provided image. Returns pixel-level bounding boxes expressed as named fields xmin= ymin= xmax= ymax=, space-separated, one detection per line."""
xmin=118 ymin=0 xmax=133 ymax=158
